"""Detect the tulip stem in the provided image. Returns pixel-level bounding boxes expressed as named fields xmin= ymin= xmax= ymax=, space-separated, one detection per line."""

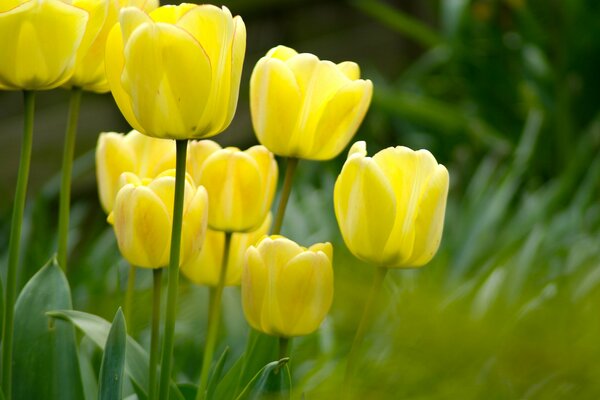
xmin=272 ymin=157 xmax=299 ymax=235
xmin=123 ymin=264 xmax=137 ymax=330
xmin=158 ymin=139 xmax=188 ymax=400
xmin=196 ymin=232 xmax=232 ymax=400
xmin=57 ymin=87 xmax=82 ymax=271
xmin=1 ymin=90 xmax=35 ymax=400
xmin=275 ymin=337 xmax=290 ymax=375
xmin=149 ymin=268 xmax=162 ymax=400
xmin=343 ymin=267 xmax=388 ymax=392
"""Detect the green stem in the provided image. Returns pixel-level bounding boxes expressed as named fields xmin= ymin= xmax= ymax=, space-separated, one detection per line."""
xmin=57 ymin=87 xmax=82 ymax=271
xmin=123 ymin=264 xmax=137 ymax=330
xmin=271 ymin=157 xmax=299 ymax=235
xmin=149 ymin=268 xmax=162 ymax=400
xmin=343 ymin=267 xmax=388 ymax=392
xmin=158 ymin=139 xmax=188 ymax=400
xmin=275 ymin=337 xmax=290 ymax=375
xmin=196 ymin=232 xmax=232 ymax=400
xmin=1 ymin=90 xmax=35 ymax=400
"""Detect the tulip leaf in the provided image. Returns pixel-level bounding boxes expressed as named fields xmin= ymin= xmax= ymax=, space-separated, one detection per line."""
xmin=234 ymin=359 xmax=291 ymax=400
xmin=47 ymin=309 xmax=185 ymax=400
xmin=12 ymin=259 xmax=85 ymax=400
xmin=206 ymin=346 xmax=229 ymax=399
xmin=98 ymin=308 xmax=127 ymax=400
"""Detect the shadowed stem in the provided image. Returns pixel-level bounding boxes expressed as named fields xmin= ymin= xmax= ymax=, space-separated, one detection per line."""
xmin=196 ymin=232 xmax=232 ymax=400
xmin=57 ymin=87 xmax=82 ymax=271
xmin=343 ymin=267 xmax=388 ymax=393
xmin=275 ymin=337 xmax=290 ymax=375
xmin=123 ymin=264 xmax=137 ymax=329
xmin=271 ymin=157 xmax=299 ymax=235
xmin=149 ymin=268 xmax=162 ymax=400
xmin=158 ymin=139 xmax=188 ymax=400
xmin=1 ymin=90 xmax=35 ymax=400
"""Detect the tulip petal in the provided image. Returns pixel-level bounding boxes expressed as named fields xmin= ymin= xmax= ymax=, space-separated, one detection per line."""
xmin=403 ymin=165 xmax=449 ymax=267
xmin=373 ymin=147 xmax=439 ymax=265
xmin=266 ymin=45 xmax=298 ymax=61
xmin=250 ymin=58 xmax=301 ymax=155
xmin=125 ymin=129 xmax=176 ymax=177
xmin=149 ymin=3 xmax=195 ymax=23
xmin=245 ymin=146 xmax=278 ymax=226
xmin=186 ymin=140 xmax=222 ymax=184
xmin=337 ymin=61 xmax=360 ymax=80
xmin=180 ymin=186 xmax=208 ymax=265
xmin=334 ymin=156 xmax=397 ymax=265
xmin=242 ymin=246 xmax=269 ymax=333
xmin=227 ymin=214 xmax=272 ymax=285
xmin=310 ymin=79 xmax=373 ymax=160
xmin=181 ymin=228 xmax=223 ymax=286
xmin=122 ymin=21 xmax=212 ymax=138
xmin=0 ymin=0 xmax=88 ymax=90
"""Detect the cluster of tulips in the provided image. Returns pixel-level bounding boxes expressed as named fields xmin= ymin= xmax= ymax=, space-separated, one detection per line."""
xmin=1 ymin=0 xmax=449 ymax=399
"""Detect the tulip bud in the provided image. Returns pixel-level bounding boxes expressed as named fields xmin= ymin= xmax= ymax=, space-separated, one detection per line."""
xmin=108 ymin=170 xmax=208 ymax=268
xmin=0 ymin=0 xmax=89 ymax=90
xmin=250 ymin=45 xmax=373 ymax=160
xmin=187 ymin=141 xmax=278 ymax=233
xmin=105 ymin=4 xmax=246 ymax=139
xmin=181 ymin=214 xmax=271 ymax=287
xmin=65 ymin=0 xmax=158 ymax=92
xmin=242 ymin=236 xmax=333 ymax=337
xmin=334 ymin=141 xmax=449 ymax=268
xmin=96 ymin=129 xmax=176 ymax=213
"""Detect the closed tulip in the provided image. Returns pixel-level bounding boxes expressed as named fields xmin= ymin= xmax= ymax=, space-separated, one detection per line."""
xmin=108 ymin=170 xmax=208 ymax=268
xmin=250 ymin=45 xmax=373 ymax=161
xmin=187 ymin=141 xmax=278 ymax=232
xmin=334 ymin=141 xmax=449 ymax=268
xmin=242 ymin=236 xmax=333 ymax=337
xmin=105 ymin=3 xmax=246 ymax=139
xmin=181 ymin=214 xmax=271 ymax=287
xmin=65 ymin=0 xmax=158 ymax=92
xmin=0 ymin=0 xmax=89 ymax=90
xmin=96 ymin=129 xmax=175 ymax=213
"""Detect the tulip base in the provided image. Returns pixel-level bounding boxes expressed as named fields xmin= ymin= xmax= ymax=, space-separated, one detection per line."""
xmin=272 ymin=157 xmax=298 ymax=235
xmin=1 ymin=91 xmax=35 ymax=400
xmin=158 ymin=139 xmax=188 ymax=400
xmin=196 ymin=232 xmax=232 ymax=400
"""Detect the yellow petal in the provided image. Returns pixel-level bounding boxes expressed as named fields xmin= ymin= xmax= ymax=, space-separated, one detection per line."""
xmin=149 ymin=3 xmax=195 ymax=23
xmin=227 ymin=213 xmax=272 ymax=286
xmin=266 ymin=45 xmax=298 ymax=61
xmin=403 ymin=165 xmax=449 ymax=267
xmin=186 ymin=140 xmax=222 ymax=185
xmin=242 ymin=246 xmax=269 ymax=332
xmin=180 ymin=185 xmax=208 ymax=265
xmin=112 ymin=184 xmax=171 ymax=268
xmin=96 ymin=132 xmax=136 ymax=213
xmin=309 ymin=242 xmax=333 ymax=262
xmin=181 ymin=228 xmax=223 ymax=286
xmin=250 ymin=57 xmax=301 ymax=156
xmin=0 ymin=0 xmax=88 ymax=90
xmin=334 ymin=153 xmax=397 ymax=265
xmin=125 ymin=129 xmax=176 ymax=178
xmin=310 ymin=79 xmax=373 ymax=160
xmin=245 ymin=146 xmax=278 ymax=227
xmin=337 ymin=61 xmax=360 ymax=80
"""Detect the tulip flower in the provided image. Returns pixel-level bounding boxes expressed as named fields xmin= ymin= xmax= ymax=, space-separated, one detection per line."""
xmin=242 ymin=236 xmax=334 ymax=337
xmin=108 ymin=170 xmax=208 ymax=268
xmin=181 ymin=214 xmax=271 ymax=287
xmin=0 ymin=0 xmax=89 ymax=90
xmin=250 ymin=45 xmax=373 ymax=161
xmin=105 ymin=3 xmax=246 ymax=139
xmin=96 ymin=129 xmax=176 ymax=213
xmin=187 ymin=141 xmax=278 ymax=233
xmin=65 ymin=0 xmax=158 ymax=92
xmin=334 ymin=141 xmax=449 ymax=268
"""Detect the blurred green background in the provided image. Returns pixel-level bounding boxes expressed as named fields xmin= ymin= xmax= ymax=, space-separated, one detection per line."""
xmin=1 ymin=0 xmax=600 ymax=398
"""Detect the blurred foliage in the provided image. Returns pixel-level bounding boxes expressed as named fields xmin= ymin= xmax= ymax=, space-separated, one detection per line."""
xmin=1 ymin=0 xmax=600 ymax=399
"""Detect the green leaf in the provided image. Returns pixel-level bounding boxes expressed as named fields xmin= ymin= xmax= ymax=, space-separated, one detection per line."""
xmin=235 ymin=359 xmax=291 ymax=400
xmin=206 ymin=346 xmax=229 ymax=399
xmin=12 ymin=259 xmax=84 ymax=400
xmin=98 ymin=308 xmax=127 ymax=400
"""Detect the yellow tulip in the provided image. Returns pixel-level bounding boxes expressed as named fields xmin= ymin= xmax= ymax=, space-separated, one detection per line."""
xmin=250 ymin=45 xmax=373 ymax=161
xmin=187 ymin=141 xmax=278 ymax=233
xmin=64 ymin=0 xmax=158 ymax=92
xmin=108 ymin=170 xmax=208 ymax=268
xmin=181 ymin=214 xmax=271 ymax=287
xmin=334 ymin=141 xmax=449 ymax=268
xmin=105 ymin=3 xmax=246 ymax=139
xmin=242 ymin=235 xmax=333 ymax=337
xmin=96 ymin=129 xmax=175 ymax=213
xmin=0 ymin=0 xmax=89 ymax=90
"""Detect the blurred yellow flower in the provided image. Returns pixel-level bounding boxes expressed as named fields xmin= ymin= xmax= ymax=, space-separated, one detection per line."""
xmin=181 ymin=214 xmax=271 ymax=287
xmin=187 ymin=141 xmax=278 ymax=233
xmin=0 ymin=0 xmax=89 ymax=90
xmin=334 ymin=141 xmax=449 ymax=268
xmin=65 ymin=0 xmax=158 ymax=92
xmin=96 ymin=129 xmax=175 ymax=213
xmin=108 ymin=170 xmax=208 ymax=268
xmin=105 ymin=3 xmax=246 ymax=139
xmin=242 ymin=235 xmax=333 ymax=337
xmin=250 ymin=45 xmax=373 ymax=160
